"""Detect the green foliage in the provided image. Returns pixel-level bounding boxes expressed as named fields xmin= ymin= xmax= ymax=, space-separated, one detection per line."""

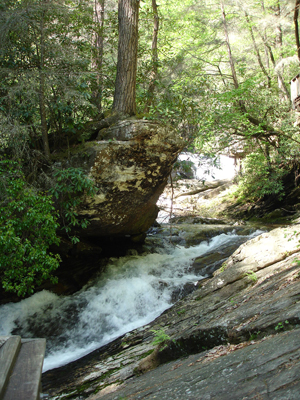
xmin=50 ymin=167 xmax=96 ymax=243
xmin=0 ymin=161 xmax=60 ymax=296
xmin=173 ymin=159 xmax=195 ymax=180
xmin=236 ymin=152 xmax=287 ymax=202
xmin=0 ymin=0 xmax=96 ymax=152
xmin=1 ymin=0 xmax=300 ymax=236
xmin=275 ymin=320 xmax=289 ymax=331
xmin=220 ymin=262 xmax=228 ymax=272
xmin=151 ymin=328 xmax=170 ymax=347
xmin=139 ymin=0 xmax=300 ymax=200
xmin=249 ymin=331 xmax=261 ymax=341
xmin=244 ymin=270 xmax=258 ymax=284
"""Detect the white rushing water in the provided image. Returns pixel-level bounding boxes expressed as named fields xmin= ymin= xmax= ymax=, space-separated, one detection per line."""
xmin=177 ymin=153 xmax=237 ymax=181
xmin=0 ymin=230 xmax=261 ymax=372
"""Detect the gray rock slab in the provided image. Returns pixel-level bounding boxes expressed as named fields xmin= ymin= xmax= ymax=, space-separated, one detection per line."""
xmin=95 ymin=329 xmax=300 ymax=400
xmin=42 ymin=225 xmax=300 ymax=399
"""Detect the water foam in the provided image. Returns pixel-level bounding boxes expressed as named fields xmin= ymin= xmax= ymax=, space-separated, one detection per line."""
xmin=0 ymin=230 xmax=262 ymax=371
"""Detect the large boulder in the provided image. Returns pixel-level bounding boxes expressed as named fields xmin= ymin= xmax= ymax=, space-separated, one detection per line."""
xmin=76 ymin=119 xmax=184 ymax=239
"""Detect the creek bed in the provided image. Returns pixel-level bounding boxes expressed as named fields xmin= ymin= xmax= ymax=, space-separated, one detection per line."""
xmin=0 ymin=223 xmax=265 ymax=372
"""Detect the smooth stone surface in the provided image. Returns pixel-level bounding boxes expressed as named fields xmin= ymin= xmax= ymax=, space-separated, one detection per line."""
xmin=42 ymin=224 xmax=300 ymax=400
xmin=97 ymin=328 xmax=300 ymax=400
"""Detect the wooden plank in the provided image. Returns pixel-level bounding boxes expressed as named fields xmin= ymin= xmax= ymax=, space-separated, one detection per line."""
xmin=3 ymin=338 xmax=46 ymax=400
xmin=0 ymin=337 xmax=9 ymax=348
xmin=0 ymin=336 xmax=21 ymax=400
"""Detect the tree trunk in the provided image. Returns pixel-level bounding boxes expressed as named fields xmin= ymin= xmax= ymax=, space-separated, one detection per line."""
xmin=244 ymin=10 xmax=271 ymax=87
xmin=273 ymin=0 xmax=288 ymax=101
xmin=220 ymin=0 xmax=239 ymax=89
xmin=294 ymin=0 xmax=300 ymax=61
xmin=274 ymin=0 xmax=283 ymax=52
xmin=268 ymin=46 xmax=290 ymax=102
xmin=144 ymin=0 xmax=159 ymax=113
xmin=219 ymin=1 xmax=290 ymax=138
xmin=113 ymin=0 xmax=140 ymax=116
xmin=260 ymin=0 xmax=270 ymax=70
xmin=259 ymin=37 xmax=290 ymax=102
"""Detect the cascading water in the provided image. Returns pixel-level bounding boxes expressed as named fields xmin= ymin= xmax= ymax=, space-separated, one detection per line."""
xmin=0 ymin=228 xmax=263 ymax=372
xmin=176 ymin=153 xmax=237 ymax=181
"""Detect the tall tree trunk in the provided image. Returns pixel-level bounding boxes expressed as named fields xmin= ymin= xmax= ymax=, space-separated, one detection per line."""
xmin=259 ymin=38 xmax=290 ymax=102
xmin=260 ymin=0 xmax=270 ymax=70
xmin=257 ymin=1 xmax=290 ymax=102
xmin=113 ymin=0 xmax=140 ymax=116
xmin=92 ymin=0 xmax=105 ymax=112
xmin=294 ymin=0 xmax=300 ymax=61
xmin=244 ymin=10 xmax=271 ymax=87
xmin=220 ymin=0 xmax=239 ymax=89
xmin=273 ymin=0 xmax=288 ymax=100
xmin=274 ymin=0 xmax=283 ymax=52
xmin=144 ymin=0 xmax=159 ymax=113
xmin=219 ymin=1 xmax=288 ymax=136
xmin=39 ymin=6 xmax=50 ymax=160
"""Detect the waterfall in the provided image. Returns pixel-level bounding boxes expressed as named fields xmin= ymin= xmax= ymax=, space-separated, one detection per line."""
xmin=176 ymin=153 xmax=237 ymax=181
xmin=0 ymin=229 xmax=262 ymax=372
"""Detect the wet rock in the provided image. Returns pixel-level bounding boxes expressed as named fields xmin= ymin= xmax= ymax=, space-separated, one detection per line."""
xmin=42 ymin=224 xmax=300 ymax=400
xmin=170 ymin=282 xmax=198 ymax=302
xmin=97 ymin=329 xmax=300 ymax=400
xmin=265 ymin=208 xmax=286 ymax=219
xmin=192 ymin=242 xmax=241 ymax=277
xmin=155 ymin=223 xmax=260 ymax=247
xmin=169 ymin=215 xmax=229 ymax=224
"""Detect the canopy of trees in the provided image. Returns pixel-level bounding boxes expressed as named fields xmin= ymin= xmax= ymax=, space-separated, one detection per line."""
xmin=1 ymin=0 xmax=300 ymax=295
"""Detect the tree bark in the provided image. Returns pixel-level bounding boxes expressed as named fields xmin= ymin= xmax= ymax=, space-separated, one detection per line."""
xmin=220 ymin=0 xmax=239 ymax=89
xmin=274 ymin=0 xmax=283 ymax=52
xmin=113 ymin=0 xmax=140 ymax=116
xmin=272 ymin=0 xmax=288 ymax=101
xmin=294 ymin=0 xmax=300 ymax=61
xmin=244 ymin=10 xmax=271 ymax=87
xmin=262 ymin=40 xmax=290 ymax=102
xmin=260 ymin=0 xmax=270 ymax=70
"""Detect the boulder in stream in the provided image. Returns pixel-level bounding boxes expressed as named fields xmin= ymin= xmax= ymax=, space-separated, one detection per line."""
xmin=75 ymin=119 xmax=184 ymax=240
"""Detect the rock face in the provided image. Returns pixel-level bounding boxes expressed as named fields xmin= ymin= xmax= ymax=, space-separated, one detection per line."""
xmin=42 ymin=223 xmax=300 ymax=399
xmin=77 ymin=119 xmax=184 ymax=239
xmin=93 ymin=329 xmax=300 ymax=400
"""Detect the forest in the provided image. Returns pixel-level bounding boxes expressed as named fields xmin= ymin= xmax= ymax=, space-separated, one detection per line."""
xmin=1 ymin=0 xmax=300 ymax=297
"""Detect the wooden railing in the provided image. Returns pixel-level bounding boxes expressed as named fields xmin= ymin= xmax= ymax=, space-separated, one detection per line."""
xmin=0 ymin=336 xmax=46 ymax=400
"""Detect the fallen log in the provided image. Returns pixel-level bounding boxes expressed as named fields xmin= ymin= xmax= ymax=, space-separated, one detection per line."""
xmin=175 ymin=180 xmax=231 ymax=198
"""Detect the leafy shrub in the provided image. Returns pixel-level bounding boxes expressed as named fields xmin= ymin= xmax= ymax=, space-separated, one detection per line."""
xmin=151 ymin=328 xmax=170 ymax=347
xmin=50 ymin=167 xmax=96 ymax=243
xmin=0 ymin=161 xmax=61 ymax=296
xmin=236 ymin=152 xmax=286 ymax=202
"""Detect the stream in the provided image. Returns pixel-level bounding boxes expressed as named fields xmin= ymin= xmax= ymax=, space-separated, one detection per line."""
xmin=0 ymin=224 xmax=264 ymax=372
